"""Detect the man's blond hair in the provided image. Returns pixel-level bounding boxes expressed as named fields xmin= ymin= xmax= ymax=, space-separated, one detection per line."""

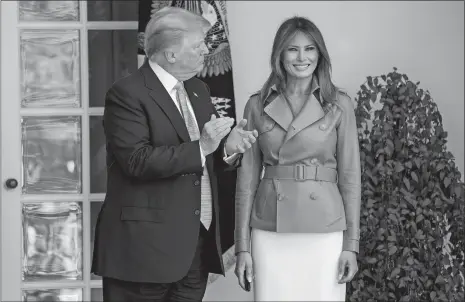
xmin=144 ymin=6 xmax=211 ymax=60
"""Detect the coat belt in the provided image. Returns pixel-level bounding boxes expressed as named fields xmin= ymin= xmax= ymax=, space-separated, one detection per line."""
xmin=263 ymin=164 xmax=338 ymax=183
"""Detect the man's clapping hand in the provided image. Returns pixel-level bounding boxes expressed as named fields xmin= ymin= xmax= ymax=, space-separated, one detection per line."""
xmin=199 ymin=114 xmax=234 ymax=156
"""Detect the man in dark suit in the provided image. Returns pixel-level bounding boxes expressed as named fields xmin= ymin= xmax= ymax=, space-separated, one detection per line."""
xmin=91 ymin=6 xmax=258 ymax=302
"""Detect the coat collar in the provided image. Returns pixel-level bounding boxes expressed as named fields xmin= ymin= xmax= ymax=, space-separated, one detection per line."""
xmin=263 ymin=76 xmax=326 ymax=142
xmin=148 ymin=60 xmax=178 ymax=94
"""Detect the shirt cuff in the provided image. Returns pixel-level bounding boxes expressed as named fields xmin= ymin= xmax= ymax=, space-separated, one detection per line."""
xmin=223 ymin=145 xmax=240 ymax=164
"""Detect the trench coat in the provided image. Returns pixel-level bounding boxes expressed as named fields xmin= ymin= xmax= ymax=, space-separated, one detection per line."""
xmin=234 ymin=77 xmax=361 ymax=255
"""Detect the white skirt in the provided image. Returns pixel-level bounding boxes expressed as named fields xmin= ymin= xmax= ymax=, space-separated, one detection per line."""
xmin=251 ymin=228 xmax=346 ymax=301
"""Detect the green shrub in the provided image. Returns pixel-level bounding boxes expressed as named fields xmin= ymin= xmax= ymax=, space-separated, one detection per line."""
xmin=347 ymin=68 xmax=464 ymax=302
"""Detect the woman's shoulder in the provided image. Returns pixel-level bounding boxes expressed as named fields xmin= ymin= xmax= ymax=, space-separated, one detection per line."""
xmin=333 ymin=89 xmax=354 ymax=112
xmin=244 ymin=90 xmax=263 ymax=110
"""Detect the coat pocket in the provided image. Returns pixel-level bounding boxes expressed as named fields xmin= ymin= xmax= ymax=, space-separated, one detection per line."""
xmin=120 ymin=206 xmax=165 ymax=223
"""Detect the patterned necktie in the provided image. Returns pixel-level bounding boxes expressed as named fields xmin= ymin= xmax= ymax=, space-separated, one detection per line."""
xmin=174 ymin=82 xmax=212 ymax=230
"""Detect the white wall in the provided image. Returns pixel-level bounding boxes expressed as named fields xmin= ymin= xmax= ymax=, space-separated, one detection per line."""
xmin=204 ymin=1 xmax=464 ymax=300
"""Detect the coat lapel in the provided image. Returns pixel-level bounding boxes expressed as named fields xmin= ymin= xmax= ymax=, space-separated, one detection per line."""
xmin=264 ymin=94 xmax=294 ymax=132
xmin=283 ymin=77 xmax=325 ymax=143
xmin=140 ymin=61 xmax=190 ymax=142
xmin=284 ymin=93 xmax=325 ymax=143
xmin=183 ymin=79 xmax=211 ymax=133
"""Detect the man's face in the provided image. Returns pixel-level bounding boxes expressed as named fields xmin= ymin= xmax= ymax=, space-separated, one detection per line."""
xmin=172 ymin=29 xmax=209 ymax=80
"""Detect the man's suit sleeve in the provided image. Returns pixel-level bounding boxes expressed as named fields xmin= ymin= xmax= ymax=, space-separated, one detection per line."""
xmin=104 ymin=83 xmax=204 ymax=180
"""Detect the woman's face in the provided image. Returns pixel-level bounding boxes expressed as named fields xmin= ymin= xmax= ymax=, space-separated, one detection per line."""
xmin=281 ymin=31 xmax=319 ymax=80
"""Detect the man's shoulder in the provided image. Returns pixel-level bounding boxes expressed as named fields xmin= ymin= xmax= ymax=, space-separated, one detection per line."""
xmin=110 ymin=69 xmax=144 ymax=93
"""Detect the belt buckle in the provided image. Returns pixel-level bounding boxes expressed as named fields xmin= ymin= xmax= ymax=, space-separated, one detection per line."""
xmin=294 ymin=164 xmax=306 ymax=181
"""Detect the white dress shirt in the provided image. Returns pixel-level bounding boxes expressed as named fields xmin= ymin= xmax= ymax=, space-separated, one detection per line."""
xmin=148 ymin=61 xmax=238 ymax=166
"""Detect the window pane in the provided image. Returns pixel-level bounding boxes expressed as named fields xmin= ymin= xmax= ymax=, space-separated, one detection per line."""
xmin=90 ymin=116 xmax=107 ymax=193
xmin=88 ymin=30 xmax=138 ymax=107
xmin=22 ymin=116 xmax=82 ymax=194
xmin=87 ymin=0 xmax=138 ymax=21
xmin=19 ymin=1 xmax=79 ymax=21
xmin=90 ymin=201 xmax=104 ymax=280
xmin=20 ymin=30 xmax=81 ymax=108
xmin=91 ymin=288 xmax=103 ymax=301
xmin=22 ymin=202 xmax=83 ymax=281
xmin=23 ymin=288 xmax=82 ymax=301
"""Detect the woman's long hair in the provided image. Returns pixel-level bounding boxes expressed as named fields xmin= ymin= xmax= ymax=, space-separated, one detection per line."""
xmin=259 ymin=16 xmax=339 ymax=105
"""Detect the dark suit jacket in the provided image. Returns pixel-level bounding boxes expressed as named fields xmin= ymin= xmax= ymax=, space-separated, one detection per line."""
xmin=91 ymin=61 xmax=238 ymax=283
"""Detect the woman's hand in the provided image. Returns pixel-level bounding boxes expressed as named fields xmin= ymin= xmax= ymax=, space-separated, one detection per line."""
xmin=337 ymin=250 xmax=358 ymax=284
xmin=235 ymin=251 xmax=254 ymax=291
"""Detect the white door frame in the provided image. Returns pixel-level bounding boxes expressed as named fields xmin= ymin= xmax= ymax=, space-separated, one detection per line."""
xmin=0 ymin=1 xmax=137 ymax=300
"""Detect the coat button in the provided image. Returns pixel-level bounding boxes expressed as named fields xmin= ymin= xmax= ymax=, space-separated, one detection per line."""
xmin=194 ymin=180 xmax=200 ymax=186
xmin=277 ymin=194 xmax=284 ymax=201
xmin=319 ymin=124 xmax=327 ymax=130
xmin=194 ymin=209 xmax=200 ymax=215
xmin=310 ymin=193 xmax=317 ymax=200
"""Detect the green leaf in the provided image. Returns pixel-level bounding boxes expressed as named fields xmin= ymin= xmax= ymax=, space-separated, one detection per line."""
xmin=367 ymin=198 xmax=377 ymax=208
xmin=411 ymin=171 xmax=419 ymax=182
xmin=435 ymin=275 xmax=445 ymax=284
xmin=402 ymin=247 xmax=410 ymax=256
xmin=405 ymin=195 xmax=417 ymax=207
xmin=390 ymin=267 xmax=401 ymax=279
xmin=444 ymin=177 xmax=451 ymax=188
xmin=415 ymin=230 xmax=425 ymax=240
xmin=430 ymin=292 xmax=437 ymax=300
xmin=414 ymin=158 xmax=421 ymax=168
xmin=421 ymin=198 xmax=431 ymax=207
xmin=403 ymin=177 xmax=411 ymax=191
xmin=366 ymin=257 xmax=378 ymax=264
xmin=436 ymin=162 xmax=446 ymax=171
xmin=364 ymin=190 xmax=374 ymax=196
xmin=440 ymin=171 xmax=446 ymax=180
xmin=395 ymin=162 xmax=405 ymax=173
xmin=388 ymin=282 xmax=395 ymax=291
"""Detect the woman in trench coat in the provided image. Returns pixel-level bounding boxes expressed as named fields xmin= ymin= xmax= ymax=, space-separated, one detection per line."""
xmin=234 ymin=16 xmax=362 ymax=301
